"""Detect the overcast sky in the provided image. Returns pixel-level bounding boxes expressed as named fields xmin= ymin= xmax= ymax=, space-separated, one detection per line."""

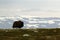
xmin=0 ymin=0 xmax=60 ymax=17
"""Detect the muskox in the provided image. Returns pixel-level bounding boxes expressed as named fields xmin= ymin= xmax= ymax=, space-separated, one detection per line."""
xmin=12 ymin=20 xmax=24 ymax=28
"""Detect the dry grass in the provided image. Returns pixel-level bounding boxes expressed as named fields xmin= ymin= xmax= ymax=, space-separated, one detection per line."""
xmin=0 ymin=28 xmax=59 ymax=40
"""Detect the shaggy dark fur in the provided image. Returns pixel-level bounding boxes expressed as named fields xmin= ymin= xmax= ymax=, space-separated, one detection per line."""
xmin=12 ymin=20 xmax=24 ymax=28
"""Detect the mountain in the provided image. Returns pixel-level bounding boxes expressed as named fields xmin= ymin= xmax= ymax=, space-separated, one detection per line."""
xmin=0 ymin=16 xmax=60 ymax=29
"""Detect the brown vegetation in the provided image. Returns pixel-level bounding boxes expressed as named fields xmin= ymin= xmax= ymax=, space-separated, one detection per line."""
xmin=0 ymin=28 xmax=59 ymax=40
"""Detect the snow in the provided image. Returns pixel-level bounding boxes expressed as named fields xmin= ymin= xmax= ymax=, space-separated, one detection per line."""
xmin=0 ymin=16 xmax=59 ymax=29
xmin=48 ymin=20 xmax=55 ymax=24
xmin=23 ymin=34 xmax=30 ymax=36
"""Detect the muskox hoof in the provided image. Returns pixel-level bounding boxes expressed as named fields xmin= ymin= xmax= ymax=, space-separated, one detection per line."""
xmin=12 ymin=20 xmax=24 ymax=28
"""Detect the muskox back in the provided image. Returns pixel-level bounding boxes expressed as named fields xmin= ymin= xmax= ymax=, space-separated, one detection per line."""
xmin=12 ymin=20 xmax=24 ymax=28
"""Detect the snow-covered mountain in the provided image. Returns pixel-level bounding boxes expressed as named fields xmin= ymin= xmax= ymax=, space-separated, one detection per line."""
xmin=0 ymin=16 xmax=60 ymax=29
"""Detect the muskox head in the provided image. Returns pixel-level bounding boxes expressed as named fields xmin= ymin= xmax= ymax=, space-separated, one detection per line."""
xmin=12 ymin=20 xmax=24 ymax=28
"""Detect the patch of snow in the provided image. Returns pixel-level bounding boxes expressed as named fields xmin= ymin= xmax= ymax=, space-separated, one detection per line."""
xmin=0 ymin=22 xmax=2 ymax=23
xmin=38 ymin=21 xmax=48 ymax=23
xmin=29 ymin=21 xmax=48 ymax=23
xmin=40 ymin=25 xmax=47 ymax=27
xmin=58 ymin=23 xmax=60 ymax=25
xmin=26 ymin=24 xmax=38 ymax=29
xmin=23 ymin=34 xmax=30 ymax=37
xmin=0 ymin=18 xmax=5 ymax=20
xmin=48 ymin=20 xmax=55 ymax=24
